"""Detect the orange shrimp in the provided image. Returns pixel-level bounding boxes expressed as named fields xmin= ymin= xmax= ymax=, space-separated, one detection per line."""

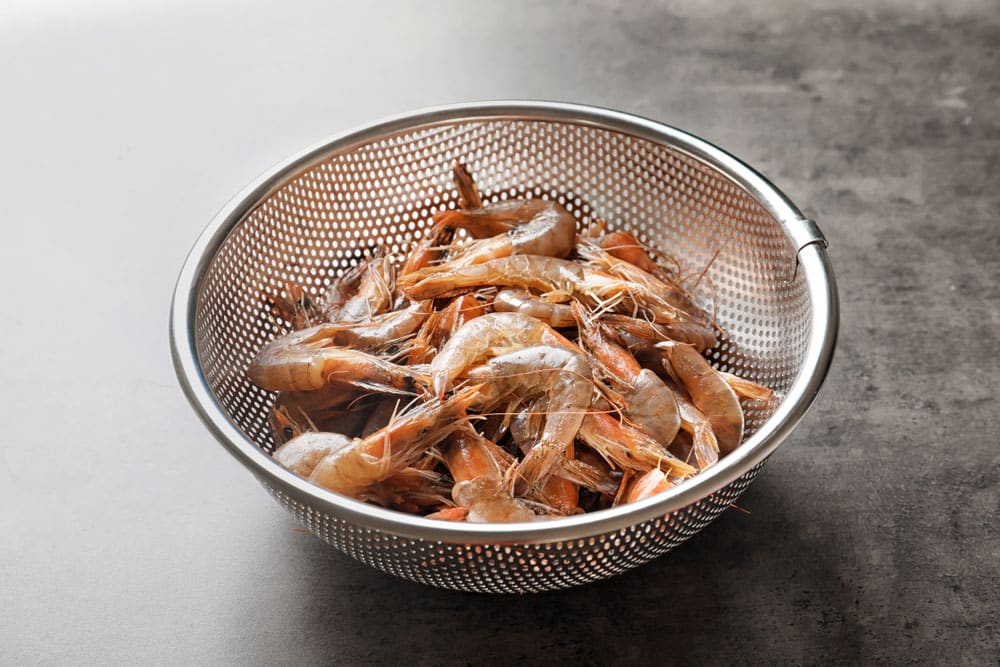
xmin=656 ymin=341 xmax=743 ymax=454
xmin=464 ymin=345 xmax=594 ymax=494
xmin=597 ymin=230 xmax=675 ymax=279
xmin=429 ymin=312 xmax=574 ymax=398
xmin=575 ymin=304 xmax=681 ymax=446
xmin=248 ymin=325 xmax=427 ymax=394
xmin=603 ymin=312 xmax=717 ymax=353
xmin=622 ymin=468 xmax=675 ymax=504
xmin=431 ymin=199 xmax=578 ymax=267
xmin=307 ymin=387 xmax=478 ymax=497
xmin=402 ymin=255 xmax=680 ymax=323
xmin=407 ymin=294 xmax=488 ymax=364
xmin=576 ymin=410 xmax=695 ymax=478
xmin=492 ymin=289 xmax=576 ymax=328
xmin=442 ymin=427 xmax=538 ymax=522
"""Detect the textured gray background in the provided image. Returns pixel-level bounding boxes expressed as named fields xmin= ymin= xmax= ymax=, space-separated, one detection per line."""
xmin=1 ymin=1 xmax=997 ymax=664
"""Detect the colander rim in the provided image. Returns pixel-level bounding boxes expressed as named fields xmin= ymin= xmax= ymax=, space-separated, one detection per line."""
xmin=169 ymin=100 xmax=838 ymax=544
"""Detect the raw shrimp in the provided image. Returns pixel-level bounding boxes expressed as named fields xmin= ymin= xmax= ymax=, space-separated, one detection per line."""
xmin=362 ymin=467 xmax=453 ymax=514
xmin=668 ymin=386 xmax=721 ymax=469
xmin=429 ymin=198 xmax=577 ymax=266
xmin=508 ymin=408 xmax=616 ymax=496
xmin=248 ymin=325 xmax=427 ymax=394
xmin=575 ymin=304 xmax=681 ymax=445
xmin=603 ymin=313 xmax=717 ymax=353
xmin=274 ymin=431 xmax=354 ymax=478
xmin=338 ymin=253 xmax=396 ymax=322
xmin=597 ymin=230 xmax=676 ymax=279
xmin=308 ymin=387 xmax=478 ymax=497
xmin=442 ymin=427 xmax=538 ymax=523
xmin=464 ymin=345 xmax=594 ymax=493
xmin=403 ymin=255 xmax=681 ymax=323
xmin=307 ymin=299 xmax=432 ymax=351
xmin=493 ymin=289 xmax=576 ymax=328
xmin=319 ymin=257 xmax=371 ymax=322
xmin=399 ymin=220 xmax=455 ymax=280
xmin=407 ymin=294 xmax=489 ymax=365
xmin=576 ymin=410 xmax=695 ymax=478
xmin=429 ymin=312 xmax=574 ymax=398
xmin=656 ymin=341 xmax=743 ymax=454
xmin=577 ymin=237 xmax=710 ymax=324
xmin=622 ymin=468 xmax=675 ymax=504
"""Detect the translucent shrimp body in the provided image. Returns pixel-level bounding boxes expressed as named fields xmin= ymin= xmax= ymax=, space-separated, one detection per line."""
xmin=429 ymin=312 xmax=573 ymax=398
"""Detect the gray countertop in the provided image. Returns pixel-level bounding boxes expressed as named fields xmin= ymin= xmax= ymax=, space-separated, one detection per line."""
xmin=1 ymin=1 xmax=997 ymax=664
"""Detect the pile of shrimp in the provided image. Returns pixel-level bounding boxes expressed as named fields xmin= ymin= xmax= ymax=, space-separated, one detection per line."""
xmin=247 ymin=164 xmax=777 ymax=523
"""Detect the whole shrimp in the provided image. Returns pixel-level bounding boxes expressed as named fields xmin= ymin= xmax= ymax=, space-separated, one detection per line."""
xmin=304 ymin=299 xmax=432 ymax=352
xmin=576 ymin=407 xmax=695 ymax=478
xmin=248 ymin=324 xmax=427 ymax=395
xmin=577 ymin=236 xmax=710 ymax=324
xmin=603 ymin=312 xmax=717 ymax=353
xmin=464 ymin=345 xmax=594 ymax=494
xmin=492 ymin=289 xmax=576 ymax=328
xmin=442 ymin=427 xmax=538 ymax=522
xmin=307 ymin=387 xmax=479 ymax=497
xmin=337 ymin=253 xmax=396 ymax=322
xmin=575 ymin=303 xmax=681 ymax=446
xmin=667 ymin=385 xmax=721 ymax=468
xmin=426 ymin=198 xmax=577 ymax=268
xmin=655 ymin=341 xmax=743 ymax=454
xmin=402 ymin=255 xmax=680 ymax=323
xmin=428 ymin=312 xmax=575 ymax=398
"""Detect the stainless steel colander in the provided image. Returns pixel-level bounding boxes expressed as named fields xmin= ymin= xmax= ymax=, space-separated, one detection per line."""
xmin=170 ymin=101 xmax=838 ymax=593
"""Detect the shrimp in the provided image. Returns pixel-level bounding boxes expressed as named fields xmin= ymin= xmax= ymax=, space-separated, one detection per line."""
xmin=464 ymin=345 xmax=594 ymax=494
xmin=655 ymin=341 xmax=743 ymax=454
xmin=508 ymin=407 xmax=617 ymax=497
xmin=576 ymin=410 xmax=695 ymax=478
xmin=403 ymin=255 xmax=681 ymax=323
xmin=305 ymin=299 xmax=432 ymax=352
xmin=308 ymin=386 xmax=478 ymax=497
xmin=442 ymin=427 xmax=538 ymax=522
xmin=602 ymin=312 xmax=718 ymax=353
xmin=668 ymin=385 xmax=721 ymax=468
xmin=622 ymin=468 xmax=675 ymax=504
xmin=248 ymin=325 xmax=428 ymax=394
xmin=428 ymin=312 xmax=574 ymax=398
xmin=274 ymin=431 xmax=354 ymax=477
xmin=428 ymin=198 xmax=577 ymax=267
xmin=319 ymin=257 xmax=371 ymax=322
xmin=362 ymin=467 xmax=454 ymax=514
xmin=407 ymin=294 xmax=488 ymax=364
xmin=596 ymin=230 xmax=677 ymax=280
xmin=577 ymin=237 xmax=710 ymax=324
xmin=399 ymin=220 xmax=455 ymax=280
xmin=338 ymin=253 xmax=396 ymax=322
xmin=575 ymin=304 xmax=681 ymax=446
xmin=493 ymin=289 xmax=576 ymax=328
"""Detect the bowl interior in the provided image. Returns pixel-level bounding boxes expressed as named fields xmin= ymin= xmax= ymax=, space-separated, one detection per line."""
xmin=194 ymin=118 xmax=810 ymax=464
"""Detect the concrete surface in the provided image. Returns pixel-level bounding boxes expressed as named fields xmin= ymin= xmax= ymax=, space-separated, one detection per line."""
xmin=1 ymin=1 xmax=997 ymax=664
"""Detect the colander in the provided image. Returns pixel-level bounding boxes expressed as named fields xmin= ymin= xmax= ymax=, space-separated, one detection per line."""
xmin=170 ymin=101 xmax=838 ymax=593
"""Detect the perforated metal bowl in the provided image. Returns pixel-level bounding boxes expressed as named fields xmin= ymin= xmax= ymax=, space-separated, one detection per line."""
xmin=170 ymin=101 xmax=838 ymax=593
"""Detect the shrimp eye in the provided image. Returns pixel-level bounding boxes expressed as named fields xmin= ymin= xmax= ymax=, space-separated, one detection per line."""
xmin=283 ymin=426 xmax=294 ymax=439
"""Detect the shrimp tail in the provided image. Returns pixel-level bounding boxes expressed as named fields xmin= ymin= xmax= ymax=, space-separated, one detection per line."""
xmin=691 ymin=425 xmax=720 ymax=469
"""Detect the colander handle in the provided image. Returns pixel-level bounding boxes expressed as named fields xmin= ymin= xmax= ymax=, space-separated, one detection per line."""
xmin=786 ymin=216 xmax=827 ymax=280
